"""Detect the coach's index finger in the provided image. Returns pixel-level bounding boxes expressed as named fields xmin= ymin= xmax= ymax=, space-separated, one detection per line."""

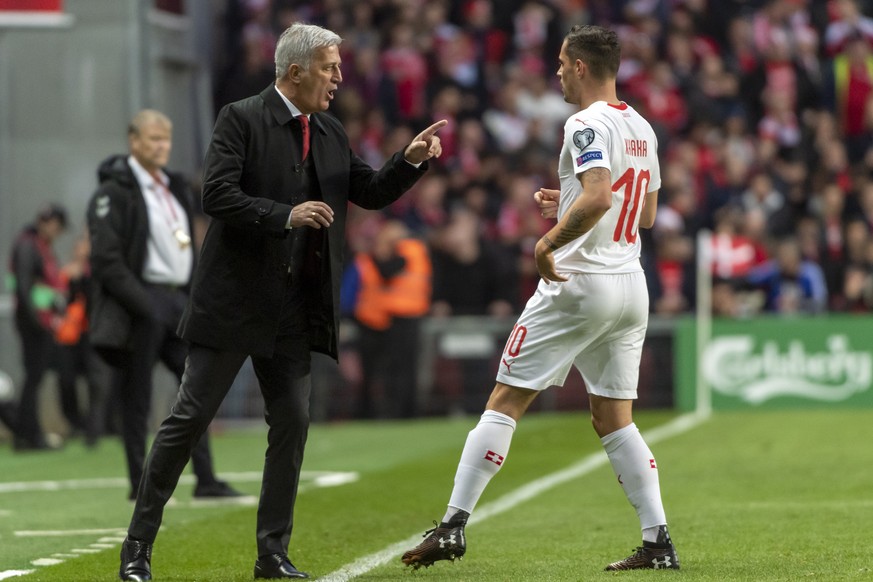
xmin=419 ymin=119 xmax=448 ymax=138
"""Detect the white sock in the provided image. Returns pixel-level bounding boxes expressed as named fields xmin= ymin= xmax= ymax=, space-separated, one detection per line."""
xmin=443 ymin=410 xmax=517 ymax=522
xmin=601 ymin=423 xmax=667 ymax=539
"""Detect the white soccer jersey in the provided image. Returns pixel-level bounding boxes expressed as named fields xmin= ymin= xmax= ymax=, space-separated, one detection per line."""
xmin=554 ymin=100 xmax=661 ymax=274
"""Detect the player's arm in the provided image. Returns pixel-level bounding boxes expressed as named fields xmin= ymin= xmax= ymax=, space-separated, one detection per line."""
xmin=534 ymin=167 xmax=612 ymax=283
xmin=638 ymin=189 xmax=659 ymax=229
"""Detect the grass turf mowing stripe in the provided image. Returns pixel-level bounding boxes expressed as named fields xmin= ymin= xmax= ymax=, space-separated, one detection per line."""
xmin=317 ymin=411 xmax=706 ymax=581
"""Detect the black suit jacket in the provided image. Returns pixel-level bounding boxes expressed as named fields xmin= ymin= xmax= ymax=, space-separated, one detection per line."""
xmin=178 ymin=85 xmax=427 ymax=358
xmin=87 ymin=154 xmax=197 ymax=352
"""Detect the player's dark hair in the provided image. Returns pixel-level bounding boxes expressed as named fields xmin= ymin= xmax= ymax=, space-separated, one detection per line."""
xmin=565 ymin=24 xmax=620 ymax=80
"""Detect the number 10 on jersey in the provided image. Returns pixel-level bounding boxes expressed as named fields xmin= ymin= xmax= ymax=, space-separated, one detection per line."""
xmin=612 ymin=168 xmax=650 ymax=244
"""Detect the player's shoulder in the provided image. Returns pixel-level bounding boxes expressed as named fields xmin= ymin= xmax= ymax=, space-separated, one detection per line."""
xmin=564 ymin=106 xmax=610 ymax=138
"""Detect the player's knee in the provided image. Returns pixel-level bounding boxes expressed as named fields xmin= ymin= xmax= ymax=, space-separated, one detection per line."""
xmin=590 ymin=413 xmax=607 ymax=437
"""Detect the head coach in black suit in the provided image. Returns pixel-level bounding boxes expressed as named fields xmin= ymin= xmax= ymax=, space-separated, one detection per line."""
xmin=119 ymin=22 xmax=446 ymax=581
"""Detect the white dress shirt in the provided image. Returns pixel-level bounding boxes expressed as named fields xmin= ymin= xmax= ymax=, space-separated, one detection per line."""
xmin=129 ymin=155 xmax=193 ymax=285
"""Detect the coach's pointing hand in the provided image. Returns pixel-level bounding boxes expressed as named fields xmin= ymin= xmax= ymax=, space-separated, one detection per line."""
xmin=404 ymin=120 xmax=448 ymax=164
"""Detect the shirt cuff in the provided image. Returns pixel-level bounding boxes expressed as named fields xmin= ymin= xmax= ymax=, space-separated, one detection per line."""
xmin=285 ymin=211 xmax=293 ymax=229
xmin=406 ymin=159 xmax=423 ymax=169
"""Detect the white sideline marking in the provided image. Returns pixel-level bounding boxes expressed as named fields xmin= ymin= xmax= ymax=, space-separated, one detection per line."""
xmin=30 ymin=559 xmax=62 ymax=567
xmin=15 ymin=528 xmax=126 ymax=537
xmin=186 ymin=495 xmax=259 ymax=508
xmin=316 ymin=412 xmax=707 ymax=582
xmin=0 ymin=572 xmax=34 ymax=580
xmin=0 ymin=470 xmax=357 ymax=494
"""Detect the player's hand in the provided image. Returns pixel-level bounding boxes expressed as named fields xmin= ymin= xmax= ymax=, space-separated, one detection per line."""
xmin=290 ymin=201 xmax=334 ymax=229
xmin=535 ymin=188 xmax=559 ymax=219
xmin=534 ymin=237 xmax=568 ymax=284
xmin=404 ymin=120 xmax=448 ymax=164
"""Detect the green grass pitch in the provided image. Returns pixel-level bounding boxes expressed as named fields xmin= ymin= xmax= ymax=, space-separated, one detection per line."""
xmin=1 ymin=409 xmax=871 ymax=581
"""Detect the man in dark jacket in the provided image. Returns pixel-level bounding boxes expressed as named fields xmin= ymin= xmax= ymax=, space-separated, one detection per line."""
xmin=119 ymin=23 xmax=445 ymax=581
xmin=86 ymin=110 xmax=241 ymax=501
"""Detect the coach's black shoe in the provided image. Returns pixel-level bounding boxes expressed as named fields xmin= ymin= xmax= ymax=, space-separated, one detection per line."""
xmin=254 ymin=553 xmax=309 ymax=579
xmin=193 ymin=479 xmax=243 ymax=498
xmin=605 ymin=526 xmax=680 ymax=571
xmin=119 ymin=536 xmax=152 ymax=581
xmin=401 ymin=510 xmax=469 ymax=569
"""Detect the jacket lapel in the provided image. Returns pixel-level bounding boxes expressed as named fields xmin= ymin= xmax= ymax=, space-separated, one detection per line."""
xmin=260 ymin=85 xmax=294 ymax=126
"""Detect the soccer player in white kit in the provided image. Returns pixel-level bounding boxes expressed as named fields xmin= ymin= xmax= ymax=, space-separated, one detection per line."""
xmin=402 ymin=24 xmax=680 ymax=572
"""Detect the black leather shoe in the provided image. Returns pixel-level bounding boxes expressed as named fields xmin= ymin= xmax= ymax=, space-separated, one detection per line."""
xmin=119 ymin=536 xmax=152 ymax=581
xmin=254 ymin=554 xmax=309 ymax=579
xmin=193 ymin=479 xmax=243 ymax=498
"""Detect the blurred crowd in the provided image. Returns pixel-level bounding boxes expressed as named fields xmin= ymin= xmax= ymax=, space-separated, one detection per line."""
xmin=214 ymin=0 xmax=873 ymax=319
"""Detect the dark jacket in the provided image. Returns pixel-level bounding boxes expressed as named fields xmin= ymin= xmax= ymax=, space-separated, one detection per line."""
xmin=86 ymin=155 xmax=196 ymax=351
xmin=177 ymin=85 xmax=427 ymax=359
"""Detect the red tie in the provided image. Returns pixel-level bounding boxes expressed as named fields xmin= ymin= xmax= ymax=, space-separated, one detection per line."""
xmin=297 ymin=115 xmax=310 ymax=160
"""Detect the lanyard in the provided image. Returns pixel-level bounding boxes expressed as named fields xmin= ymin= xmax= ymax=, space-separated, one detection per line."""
xmin=149 ymin=173 xmax=180 ymax=226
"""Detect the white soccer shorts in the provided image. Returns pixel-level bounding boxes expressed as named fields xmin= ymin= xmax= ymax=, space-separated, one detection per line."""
xmin=495 ymin=271 xmax=648 ymax=399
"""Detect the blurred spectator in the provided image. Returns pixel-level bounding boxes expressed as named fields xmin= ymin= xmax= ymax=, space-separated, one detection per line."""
xmin=712 ymin=277 xmax=742 ymax=318
xmin=652 ymin=232 xmax=694 ymax=316
xmin=482 ymin=80 xmax=531 ymax=154
xmin=811 ymin=182 xmax=851 ymax=300
xmin=389 ymin=172 xmax=450 ymax=235
xmin=431 ymin=206 xmax=517 ymax=318
xmin=725 ymin=14 xmax=760 ymax=76
xmin=824 ymin=0 xmax=873 ymax=55
xmin=740 ymin=170 xmax=786 ymax=228
xmin=495 ymin=172 xmax=551 ymax=303
xmin=637 ymin=61 xmax=689 ymax=136
xmin=710 ymin=205 xmax=766 ymax=281
xmin=342 ymin=219 xmax=432 ymax=418
xmin=381 ymin=22 xmax=429 ymax=123
xmin=464 ymin=0 xmax=510 ymax=103
xmin=842 ymin=260 xmax=873 ymax=310
xmin=430 ymin=206 xmax=516 ymax=412
xmin=54 ymin=234 xmax=114 ymax=447
xmin=823 ymin=31 xmax=873 ymax=162
xmin=515 ymin=72 xmax=576 ymax=150
xmin=7 ymin=204 xmax=68 ymax=451
xmin=839 ymin=222 xmax=873 ymax=311
xmin=743 ymin=28 xmax=821 ymax=143
xmin=747 ymin=236 xmax=829 ymax=313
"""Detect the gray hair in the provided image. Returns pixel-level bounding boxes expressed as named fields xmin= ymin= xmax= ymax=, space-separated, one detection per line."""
xmin=128 ymin=109 xmax=172 ymax=137
xmin=274 ymin=23 xmax=342 ymax=78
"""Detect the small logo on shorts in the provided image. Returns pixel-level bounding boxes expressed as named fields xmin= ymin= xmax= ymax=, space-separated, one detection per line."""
xmin=501 ymin=358 xmax=514 ymax=373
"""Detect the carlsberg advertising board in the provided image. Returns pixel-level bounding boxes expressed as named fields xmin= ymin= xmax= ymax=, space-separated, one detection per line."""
xmin=675 ymin=316 xmax=873 ymax=410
